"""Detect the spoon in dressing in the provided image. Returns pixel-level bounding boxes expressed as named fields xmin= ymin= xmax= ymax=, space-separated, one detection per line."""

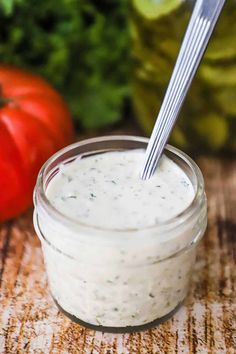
xmin=140 ymin=0 xmax=226 ymax=180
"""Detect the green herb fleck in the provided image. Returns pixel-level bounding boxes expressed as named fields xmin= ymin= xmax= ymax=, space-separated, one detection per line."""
xmin=62 ymin=173 xmax=72 ymax=182
xmin=181 ymin=179 xmax=189 ymax=187
xmin=96 ymin=318 xmax=102 ymax=325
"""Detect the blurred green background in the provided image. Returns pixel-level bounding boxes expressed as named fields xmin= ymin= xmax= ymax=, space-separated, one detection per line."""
xmin=0 ymin=0 xmax=130 ymax=130
xmin=1 ymin=0 xmax=236 ymax=153
xmin=131 ymin=0 xmax=236 ymax=154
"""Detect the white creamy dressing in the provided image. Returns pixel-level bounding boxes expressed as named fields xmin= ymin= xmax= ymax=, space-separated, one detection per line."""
xmin=46 ymin=150 xmax=194 ymax=229
xmin=37 ymin=149 xmax=200 ymax=328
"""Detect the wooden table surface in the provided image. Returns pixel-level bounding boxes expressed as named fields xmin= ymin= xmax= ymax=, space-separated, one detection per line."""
xmin=0 ymin=157 xmax=235 ymax=354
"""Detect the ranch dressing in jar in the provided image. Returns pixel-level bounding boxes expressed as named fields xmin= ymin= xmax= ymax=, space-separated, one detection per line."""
xmin=33 ymin=136 xmax=207 ymax=332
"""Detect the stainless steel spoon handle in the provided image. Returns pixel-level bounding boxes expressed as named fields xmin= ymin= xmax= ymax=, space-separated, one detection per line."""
xmin=140 ymin=0 xmax=226 ymax=180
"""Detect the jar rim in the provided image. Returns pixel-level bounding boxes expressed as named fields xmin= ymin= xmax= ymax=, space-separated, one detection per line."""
xmin=34 ymin=135 xmax=205 ymax=236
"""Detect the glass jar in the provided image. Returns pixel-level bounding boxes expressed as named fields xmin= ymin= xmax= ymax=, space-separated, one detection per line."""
xmin=33 ymin=136 xmax=207 ymax=333
xmin=131 ymin=0 xmax=236 ymax=153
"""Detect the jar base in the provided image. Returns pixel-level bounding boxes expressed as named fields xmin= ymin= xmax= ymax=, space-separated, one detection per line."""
xmin=53 ymin=298 xmax=184 ymax=333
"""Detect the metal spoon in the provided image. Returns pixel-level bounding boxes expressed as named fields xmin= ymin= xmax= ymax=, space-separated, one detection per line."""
xmin=140 ymin=0 xmax=226 ymax=180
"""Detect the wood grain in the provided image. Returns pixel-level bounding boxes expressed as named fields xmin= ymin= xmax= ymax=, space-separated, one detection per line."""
xmin=0 ymin=158 xmax=235 ymax=354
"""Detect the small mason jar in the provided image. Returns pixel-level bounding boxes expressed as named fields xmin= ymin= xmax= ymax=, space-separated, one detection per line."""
xmin=33 ymin=136 xmax=207 ymax=333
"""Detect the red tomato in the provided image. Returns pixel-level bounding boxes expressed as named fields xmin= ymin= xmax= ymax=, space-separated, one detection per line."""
xmin=0 ymin=65 xmax=74 ymax=221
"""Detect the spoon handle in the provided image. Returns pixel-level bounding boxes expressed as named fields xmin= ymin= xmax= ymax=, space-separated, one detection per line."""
xmin=141 ymin=0 xmax=226 ymax=180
